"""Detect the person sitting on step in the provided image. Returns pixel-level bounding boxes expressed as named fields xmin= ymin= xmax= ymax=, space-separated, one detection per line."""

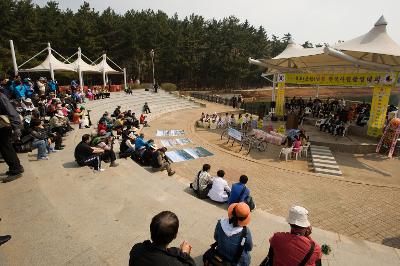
xmin=228 ymin=175 xmax=256 ymax=211
xmin=129 ymin=211 xmax=195 ymax=266
xmin=143 ymin=102 xmax=151 ymax=114
xmin=208 ymin=170 xmax=231 ymax=203
xmin=209 ymin=202 xmax=253 ymax=266
xmin=263 ymin=206 xmax=322 ymax=266
xmin=151 ymin=147 xmax=175 ymax=176
xmin=190 ymin=164 xmax=213 ymax=199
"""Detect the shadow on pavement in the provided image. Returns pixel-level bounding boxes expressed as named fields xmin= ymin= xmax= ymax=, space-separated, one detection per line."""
xmin=62 ymin=161 xmax=80 ymax=169
xmin=182 ymin=187 xmax=227 ymax=211
xmin=382 ymin=236 xmax=400 ymax=249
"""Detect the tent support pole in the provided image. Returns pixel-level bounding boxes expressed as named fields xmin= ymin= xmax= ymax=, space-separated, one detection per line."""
xmin=9 ymin=40 xmax=18 ymax=76
xmin=48 ymin=43 xmax=55 ymax=80
xmin=123 ymin=68 xmax=127 ymax=91
xmin=78 ymin=47 xmax=83 ymax=90
xmin=102 ymin=54 xmax=107 ymax=87
xmin=316 ymin=85 xmax=320 ymax=98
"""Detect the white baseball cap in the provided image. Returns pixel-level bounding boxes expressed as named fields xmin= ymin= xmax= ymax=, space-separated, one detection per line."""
xmin=287 ymin=205 xmax=310 ymax=228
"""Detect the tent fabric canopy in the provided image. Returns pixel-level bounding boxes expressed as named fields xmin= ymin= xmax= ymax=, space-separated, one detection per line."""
xmin=333 ymin=16 xmax=400 ymax=66
xmin=261 ymin=40 xmax=352 ymax=73
xmin=94 ymin=57 xmax=121 ymax=74
xmin=21 ymin=53 xmax=75 ymax=72
xmin=67 ymin=57 xmax=100 ymax=73
xmin=252 ymin=16 xmax=400 ymax=73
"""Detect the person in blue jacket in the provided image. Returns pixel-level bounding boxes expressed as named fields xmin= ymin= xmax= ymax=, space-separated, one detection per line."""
xmin=13 ymin=80 xmax=26 ymax=100
xmin=23 ymin=78 xmax=34 ymax=98
xmin=228 ymin=175 xmax=250 ymax=205
xmin=48 ymin=79 xmax=58 ymax=93
xmin=213 ymin=202 xmax=253 ymax=266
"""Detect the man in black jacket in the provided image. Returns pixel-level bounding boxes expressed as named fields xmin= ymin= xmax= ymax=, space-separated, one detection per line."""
xmin=129 ymin=211 xmax=195 ymax=266
xmin=0 ymin=86 xmax=24 ymax=182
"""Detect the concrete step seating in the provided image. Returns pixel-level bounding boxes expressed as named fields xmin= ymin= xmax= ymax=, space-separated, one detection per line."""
xmin=84 ymin=89 xmax=199 ymax=122
xmin=310 ymin=145 xmax=342 ymax=176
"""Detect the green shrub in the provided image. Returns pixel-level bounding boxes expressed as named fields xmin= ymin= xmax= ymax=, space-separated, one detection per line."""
xmin=161 ymin=83 xmax=177 ymax=91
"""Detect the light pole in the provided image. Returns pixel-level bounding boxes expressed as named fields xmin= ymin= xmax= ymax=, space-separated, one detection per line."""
xmin=150 ymin=49 xmax=155 ymax=86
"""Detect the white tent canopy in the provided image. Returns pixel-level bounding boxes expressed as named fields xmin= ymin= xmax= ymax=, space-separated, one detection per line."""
xmin=93 ymin=54 xmax=121 ymax=74
xmin=250 ymin=39 xmax=350 ymax=73
xmin=67 ymin=48 xmax=100 ymax=73
xmin=19 ymin=43 xmax=75 ymax=79
xmin=22 ymin=53 xmax=75 ymax=73
xmin=331 ymin=15 xmax=400 ymax=67
xmin=249 ymin=16 xmax=400 ymax=73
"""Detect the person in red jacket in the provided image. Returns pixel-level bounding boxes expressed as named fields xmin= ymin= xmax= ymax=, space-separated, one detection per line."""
xmin=265 ymin=205 xmax=322 ymax=266
xmin=139 ymin=113 xmax=148 ymax=127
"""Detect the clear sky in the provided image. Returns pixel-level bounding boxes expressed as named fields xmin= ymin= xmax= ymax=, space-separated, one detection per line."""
xmin=32 ymin=0 xmax=400 ymax=45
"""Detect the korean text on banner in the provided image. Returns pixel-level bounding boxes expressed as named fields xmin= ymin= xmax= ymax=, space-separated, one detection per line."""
xmin=275 ymin=82 xmax=285 ymax=116
xmin=367 ymin=86 xmax=391 ymax=137
xmin=284 ymin=72 xmax=397 ymax=86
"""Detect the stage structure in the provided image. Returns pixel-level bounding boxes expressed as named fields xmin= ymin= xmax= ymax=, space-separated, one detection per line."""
xmin=92 ymin=54 xmax=127 ymax=91
xmin=16 ymin=42 xmax=75 ymax=79
xmin=64 ymin=47 xmax=100 ymax=89
xmin=249 ymin=16 xmax=400 ymax=138
xmin=10 ymin=41 xmax=127 ymax=90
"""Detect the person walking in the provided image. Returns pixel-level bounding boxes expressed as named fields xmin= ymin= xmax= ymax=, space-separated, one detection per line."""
xmin=0 ymin=87 xmax=24 ymax=182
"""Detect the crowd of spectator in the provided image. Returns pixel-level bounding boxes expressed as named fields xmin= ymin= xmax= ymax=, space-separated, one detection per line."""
xmin=1 ymin=78 xmax=326 ymax=265
xmin=129 ymin=205 xmax=323 ymax=266
xmin=73 ymin=103 xmax=175 ymax=176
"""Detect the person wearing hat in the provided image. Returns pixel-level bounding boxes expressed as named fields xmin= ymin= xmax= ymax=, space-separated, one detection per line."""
xmin=129 ymin=211 xmax=195 ymax=266
xmin=22 ymin=98 xmax=35 ymax=112
xmin=142 ymin=142 xmax=157 ymax=166
xmin=266 ymin=206 xmax=322 ymax=266
xmin=37 ymin=78 xmax=46 ymax=96
xmin=119 ymin=131 xmax=136 ymax=159
xmin=211 ymin=202 xmax=253 ymax=265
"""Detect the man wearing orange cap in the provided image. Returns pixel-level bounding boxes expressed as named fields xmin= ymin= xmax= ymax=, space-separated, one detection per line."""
xmin=265 ymin=205 xmax=322 ymax=266
xmin=206 ymin=202 xmax=253 ymax=265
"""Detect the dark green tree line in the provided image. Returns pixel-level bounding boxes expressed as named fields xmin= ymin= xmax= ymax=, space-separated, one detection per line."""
xmin=0 ymin=0 xmax=305 ymax=89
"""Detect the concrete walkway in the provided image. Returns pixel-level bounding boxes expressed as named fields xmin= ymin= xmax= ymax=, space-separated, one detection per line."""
xmin=0 ymin=91 xmax=399 ymax=265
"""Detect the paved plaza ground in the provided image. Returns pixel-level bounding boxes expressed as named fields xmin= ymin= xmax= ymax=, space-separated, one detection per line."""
xmin=142 ymin=99 xmax=400 ymax=248
xmin=0 ymin=91 xmax=399 ymax=265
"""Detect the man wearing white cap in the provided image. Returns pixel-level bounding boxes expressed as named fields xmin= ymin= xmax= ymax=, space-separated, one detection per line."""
xmin=264 ymin=205 xmax=322 ymax=266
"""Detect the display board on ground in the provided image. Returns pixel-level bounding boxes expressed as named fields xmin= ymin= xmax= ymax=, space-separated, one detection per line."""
xmin=156 ymin=129 xmax=185 ymax=137
xmin=166 ymin=147 xmax=214 ymax=162
xmin=160 ymin=138 xmax=193 ymax=147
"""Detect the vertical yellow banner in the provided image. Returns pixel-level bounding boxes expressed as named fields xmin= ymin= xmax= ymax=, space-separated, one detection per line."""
xmin=275 ymin=82 xmax=285 ymax=116
xmin=367 ymin=86 xmax=391 ymax=137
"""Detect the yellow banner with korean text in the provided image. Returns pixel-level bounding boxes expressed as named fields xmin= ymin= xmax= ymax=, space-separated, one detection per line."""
xmin=367 ymin=86 xmax=391 ymax=137
xmin=275 ymin=82 xmax=285 ymax=116
xmin=284 ymin=72 xmax=398 ymax=87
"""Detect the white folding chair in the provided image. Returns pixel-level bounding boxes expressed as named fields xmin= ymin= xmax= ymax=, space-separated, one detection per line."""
xmin=301 ymin=143 xmax=310 ymax=158
xmin=279 ymin=147 xmax=293 ymax=162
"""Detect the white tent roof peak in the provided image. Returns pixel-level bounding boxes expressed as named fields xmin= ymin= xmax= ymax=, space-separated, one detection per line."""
xmin=375 ymin=15 xmax=387 ymax=26
xmin=334 ymin=15 xmax=400 ymax=57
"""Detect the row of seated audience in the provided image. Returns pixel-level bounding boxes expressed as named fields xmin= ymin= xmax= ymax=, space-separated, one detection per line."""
xmin=73 ymin=104 xmax=176 ymax=176
xmin=129 ymin=205 xmax=322 ymax=266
